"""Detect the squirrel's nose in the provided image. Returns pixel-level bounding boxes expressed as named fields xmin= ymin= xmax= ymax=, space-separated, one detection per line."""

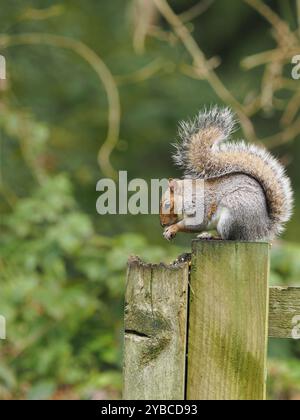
xmin=161 ymin=220 xmax=172 ymax=228
xmin=160 ymin=218 xmax=168 ymax=228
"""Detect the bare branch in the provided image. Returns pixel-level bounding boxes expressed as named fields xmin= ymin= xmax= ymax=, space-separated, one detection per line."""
xmin=131 ymin=0 xmax=158 ymax=54
xmin=241 ymin=47 xmax=299 ymax=70
xmin=115 ymin=58 xmax=166 ymax=85
xmin=244 ymin=0 xmax=298 ymax=47
xmin=281 ymin=91 xmax=300 ymax=126
xmin=179 ymin=58 xmax=221 ymax=79
xmin=18 ymin=5 xmax=64 ymax=21
xmin=179 ymin=0 xmax=214 ymax=23
xmin=264 ymin=118 xmax=300 ymax=148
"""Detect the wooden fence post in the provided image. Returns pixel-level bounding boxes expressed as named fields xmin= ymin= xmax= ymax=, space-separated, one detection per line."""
xmin=123 ymin=241 xmax=300 ymax=400
xmin=123 ymin=257 xmax=189 ymax=400
xmin=269 ymin=287 xmax=300 ymax=339
xmin=187 ymin=241 xmax=270 ymax=400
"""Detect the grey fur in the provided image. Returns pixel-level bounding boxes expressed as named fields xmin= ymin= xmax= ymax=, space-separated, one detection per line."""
xmin=162 ymin=174 xmax=272 ymax=241
xmin=207 ymin=175 xmax=271 ymax=241
xmin=173 ymin=175 xmax=271 ymax=241
xmin=170 ymin=106 xmax=293 ymax=241
xmin=173 ymin=106 xmax=237 ymax=176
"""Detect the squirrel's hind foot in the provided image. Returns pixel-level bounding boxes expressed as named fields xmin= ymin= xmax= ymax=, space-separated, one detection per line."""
xmin=197 ymin=232 xmax=222 ymax=240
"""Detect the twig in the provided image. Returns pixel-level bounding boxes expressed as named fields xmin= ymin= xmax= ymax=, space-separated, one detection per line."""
xmin=147 ymin=24 xmax=178 ymax=44
xmin=241 ymin=48 xmax=299 ymax=70
xmin=281 ymin=91 xmax=300 ymax=126
xmin=243 ymin=95 xmax=261 ymax=117
xmin=18 ymin=5 xmax=64 ymax=21
xmin=179 ymin=58 xmax=221 ymax=79
xmin=132 ymin=0 xmax=157 ymax=54
xmin=260 ymin=62 xmax=282 ymax=112
xmin=278 ymin=77 xmax=300 ymax=92
xmin=244 ymin=0 xmax=298 ymax=47
xmin=0 ymin=33 xmax=121 ymax=179
xmin=115 ymin=58 xmax=165 ymax=85
xmin=264 ymin=118 xmax=300 ymax=148
xmin=179 ymin=0 xmax=214 ymax=23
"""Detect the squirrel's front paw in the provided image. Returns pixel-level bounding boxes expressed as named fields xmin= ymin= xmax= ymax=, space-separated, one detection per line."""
xmin=163 ymin=225 xmax=178 ymax=241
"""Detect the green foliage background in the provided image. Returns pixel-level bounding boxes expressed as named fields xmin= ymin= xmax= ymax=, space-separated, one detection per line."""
xmin=0 ymin=0 xmax=299 ymax=400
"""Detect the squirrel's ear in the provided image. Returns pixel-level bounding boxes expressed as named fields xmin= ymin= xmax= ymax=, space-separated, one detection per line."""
xmin=168 ymin=179 xmax=175 ymax=192
xmin=169 ymin=179 xmax=180 ymax=192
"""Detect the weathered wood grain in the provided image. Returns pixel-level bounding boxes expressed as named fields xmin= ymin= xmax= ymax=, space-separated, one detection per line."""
xmin=123 ymin=244 xmax=299 ymax=401
xmin=269 ymin=287 xmax=300 ymax=339
xmin=186 ymin=241 xmax=270 ymax=401
xmin=123 ymin=257 xmax=189 ymax=400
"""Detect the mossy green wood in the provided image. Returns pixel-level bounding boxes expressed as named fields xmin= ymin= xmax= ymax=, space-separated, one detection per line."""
xmin=269 ymin=287 xmax=300 ymax=339
xmin=187 ymin=241 xmax=270 ymax=401
xmin=123 ymin=257 xmax=189 ymax=400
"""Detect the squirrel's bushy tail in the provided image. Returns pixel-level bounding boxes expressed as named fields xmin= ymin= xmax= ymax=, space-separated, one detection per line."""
xmin=173 ymin=106 xmax=293 ymax=237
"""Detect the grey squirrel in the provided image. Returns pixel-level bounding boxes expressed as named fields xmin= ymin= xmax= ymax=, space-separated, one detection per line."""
xmin=160 ymin=107 xmax=293 ymax=241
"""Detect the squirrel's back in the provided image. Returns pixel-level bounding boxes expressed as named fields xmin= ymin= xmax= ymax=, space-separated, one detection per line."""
xmin=174 ymin=107 xmax=293 ymax=238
